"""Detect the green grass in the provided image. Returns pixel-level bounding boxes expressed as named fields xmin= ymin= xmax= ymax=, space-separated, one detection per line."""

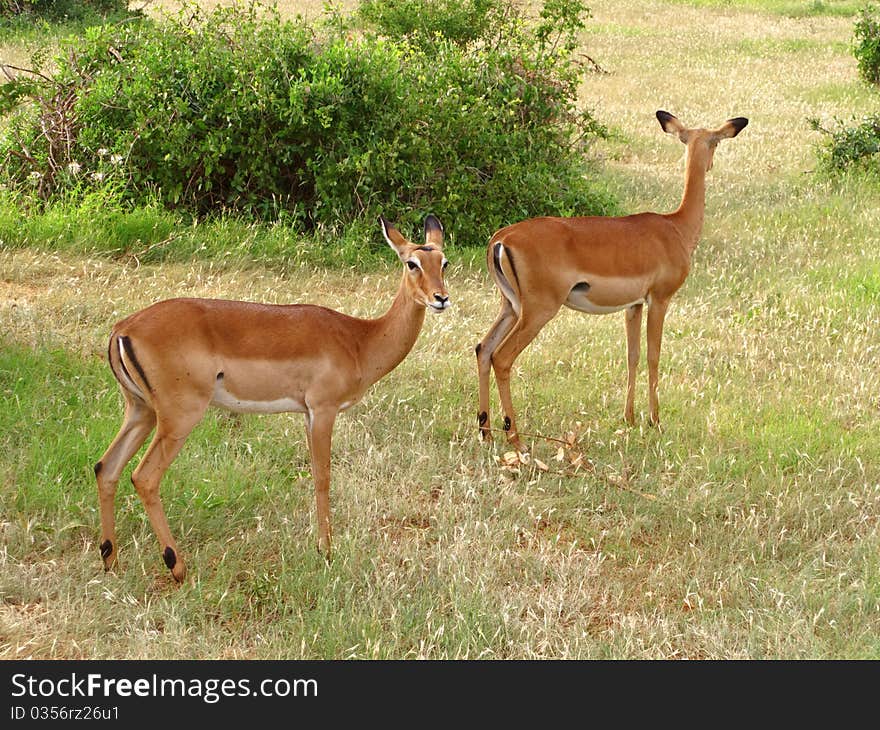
xmin=734 ymin=37 xmax=849 ymax=55
xmin=0 ymin=4 xmax=140 ymax=69
xmin=0 ymin=194 xmax=414 ymax=270
xmin=666 ymin=0 xmax=863 ymax=17
xmin=0 ymin=1 xmax=136 ymax=33
xmin=1 ymin=0 xmax=879 ymax=659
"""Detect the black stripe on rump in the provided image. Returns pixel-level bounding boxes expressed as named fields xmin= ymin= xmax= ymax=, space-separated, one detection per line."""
xmin=120 ymin=335 xmax=153 ymax=393
xmin=504 ymin=246 xmax=519 ymax=284
xmin=493 ymin=242 xmax=520 ymax=288
xmin=115 ymin=337 xmax=136 ymax=389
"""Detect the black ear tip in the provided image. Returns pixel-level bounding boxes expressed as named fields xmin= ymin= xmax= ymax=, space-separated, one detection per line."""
xmin=424 ymin=214 xmax=443 ymax=233
xmin=378 ymin=214 xmax=390 ymax=229
xmin=727 ymin=117 xmax=749 ymax=136
xmin=656 ymin=110 xmax=673 ymax=122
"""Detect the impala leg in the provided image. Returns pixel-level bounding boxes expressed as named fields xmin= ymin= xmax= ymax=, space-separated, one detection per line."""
xmin=305 ymin=407 xmax=337 ymax=559
xmin=646 ymin=298 xmax=670 ymax=426
xmin=624 ymin=303 xmax=644 ymax=426
xmin=476 ymin=297 xmax=517 ymax=442
xmin=491 ymin=305 xmax=560 ymax=452
xmin=94 ymin=395 xmax=156 ymax=571
xmin=303 ymin=411 xmax=313 ymax=455
xmin=130 ymin=412 xmax=204 ymax=582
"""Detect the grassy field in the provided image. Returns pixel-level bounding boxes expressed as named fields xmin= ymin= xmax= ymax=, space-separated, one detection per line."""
xmin=1 ymin=0 xmax=878 ymax=659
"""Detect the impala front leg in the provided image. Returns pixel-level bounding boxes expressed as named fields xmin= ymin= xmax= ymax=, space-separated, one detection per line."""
xmin=306 ymin=407 xmax=337 ymax=559
xmin=624 ymin=303 xmax=644 ymax=426
xmin=646 ymin=298 xmax=670 ymax=426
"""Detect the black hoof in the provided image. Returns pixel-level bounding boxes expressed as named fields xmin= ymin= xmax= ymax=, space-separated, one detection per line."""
xmin=163 ymin=546 xmax=177 ymax=570
xmin=100 ymin=539 xmax=113 ymax=560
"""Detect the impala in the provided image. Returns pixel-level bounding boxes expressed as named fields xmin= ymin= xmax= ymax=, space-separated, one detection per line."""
xmin=95 ymin=214 xmax=449 ymax=581
xmin=475 ymin=110 xmax=748 ymax=451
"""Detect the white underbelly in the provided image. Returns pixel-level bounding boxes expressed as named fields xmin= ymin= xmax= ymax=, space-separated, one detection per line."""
xmin=211 ymin=382 xmax=306 ymax=414
xmin=564 ymin=295 xmax=646 ymax=315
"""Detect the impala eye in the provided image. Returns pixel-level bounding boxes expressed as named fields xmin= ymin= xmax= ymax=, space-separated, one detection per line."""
xmin=442 ymin=260 xmax=449 ymax=270
xmin=406 ymin=260 xmax=419 ymax=271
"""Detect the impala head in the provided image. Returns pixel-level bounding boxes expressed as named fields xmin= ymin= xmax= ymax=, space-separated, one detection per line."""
xmin=379 ymin=214 xmax=450 ymax=313
xmin=657 ymin=110 xmax=748 ymax=172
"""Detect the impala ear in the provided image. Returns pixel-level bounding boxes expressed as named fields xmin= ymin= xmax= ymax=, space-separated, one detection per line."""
xmin=656 ymin=110 xmax=689 ymax=143
xmin=379 ymin=215 xmax=408 ymax=259
xmin=424 ymin=214 xmax=444 ymax=248
xmin=717 ymin=116 xmax=749 ymax=139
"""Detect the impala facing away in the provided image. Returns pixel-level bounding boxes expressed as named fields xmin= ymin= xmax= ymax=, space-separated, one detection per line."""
xmin=95 ymin=215 xmax=449 ymax=581
xmin=476 ymin=110 xmax=748 ymax=451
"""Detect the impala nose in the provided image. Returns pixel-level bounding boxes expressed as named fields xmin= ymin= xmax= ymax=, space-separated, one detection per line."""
xmin=432 ymin=293 xmax=450 ymax=310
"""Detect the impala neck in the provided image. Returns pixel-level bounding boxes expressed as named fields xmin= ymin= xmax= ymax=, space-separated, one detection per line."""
xmin=360 ymin=273 xmax=426 ymax=386
xmin=670 ymin=145 xmax=709 ymax=256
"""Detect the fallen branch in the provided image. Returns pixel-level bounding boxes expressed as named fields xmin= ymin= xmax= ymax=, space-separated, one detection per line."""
xmin=0 ymin=64 xmax=57 ymax=85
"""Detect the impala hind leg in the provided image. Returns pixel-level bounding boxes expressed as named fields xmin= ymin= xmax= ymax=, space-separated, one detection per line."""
xmin=305 ymin=407 xmax=337 ymax=559
xmin=476 ymin=297 xmax=517 ymax=442
xmin=491 ymin=303 xmax=560 ymax=452
xmin=95 ymin=395 xmax=157 ymax=571
xmin=624 ymin=303 xmax=644 ymax=426
xmin=130 ymin=409 xmax=206 ymax=582
xmin=646 ymin=298 xmax=670 ymax=426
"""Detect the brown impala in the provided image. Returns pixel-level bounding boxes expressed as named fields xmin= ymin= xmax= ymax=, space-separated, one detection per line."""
xmin=95 ymin=215 xmax=449 ymax=581
xmin=476 ymin=110 xmax=748 ymax=450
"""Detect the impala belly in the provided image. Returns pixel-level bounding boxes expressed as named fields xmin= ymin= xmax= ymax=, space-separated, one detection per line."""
xmin=208 ymin=352 xmax=365 ymax=415
xmin=564 ymin=275 xmax=649 ymax=315
xmin=209 ymin=357 xmax=313 ymax=414
xmin=565 ymin=292 xmax=646 ymax=314
xmin=211 ymin=386 xmax=362 ymax=415
xmin=211 ymin=378 xmax=307 ymax=414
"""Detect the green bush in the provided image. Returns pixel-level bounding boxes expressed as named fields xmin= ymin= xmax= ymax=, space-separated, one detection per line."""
xmin=810 ymin=8 xmax=880 ymax=176
xmin=810 ymin=115 xmax=880 ymax=174
xmin=0 ymin=0 xmax=614 ymax=245
xmin=853 ymin=4 xmax=880 ymax=85
xmin=359 ymin=0 xmax=509 ymax=48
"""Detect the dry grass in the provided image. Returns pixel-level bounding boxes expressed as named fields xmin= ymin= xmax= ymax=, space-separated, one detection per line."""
xmin=1 ymin=0 xmax=878 ymax=659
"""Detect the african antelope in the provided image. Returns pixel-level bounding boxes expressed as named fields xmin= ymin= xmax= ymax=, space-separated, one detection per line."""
xmin=476 ymin=110 xmax=748 ymax=451
xmin=95 ymin=215 xmax=449 ymax=581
